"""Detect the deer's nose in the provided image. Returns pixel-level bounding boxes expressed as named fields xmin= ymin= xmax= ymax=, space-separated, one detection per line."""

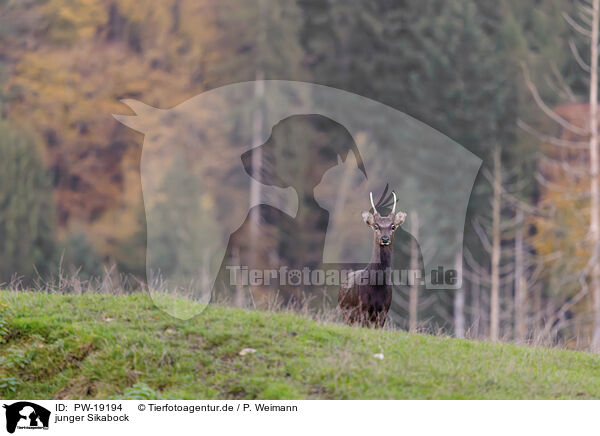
xmin=381 ymin=235 xmax=390 ymax=244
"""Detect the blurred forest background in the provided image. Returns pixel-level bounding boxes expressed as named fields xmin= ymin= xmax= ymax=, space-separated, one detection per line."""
xmin=2 ymin=0 xmax=600 ymax=348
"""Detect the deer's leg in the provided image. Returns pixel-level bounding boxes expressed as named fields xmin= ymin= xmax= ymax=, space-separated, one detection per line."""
xmin=367 ymin=310 xmax=386 ymax=329
xmin=355 ymin=309 xmax=369 ymax=327
xmin=341 ymin=307 xmax=358 ymax=325
xmin=344 ymin=309 xmax=355 ymax=325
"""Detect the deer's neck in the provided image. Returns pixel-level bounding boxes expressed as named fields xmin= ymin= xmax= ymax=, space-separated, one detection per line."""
xmin=369 ymin=243 xmax=393 ymax=271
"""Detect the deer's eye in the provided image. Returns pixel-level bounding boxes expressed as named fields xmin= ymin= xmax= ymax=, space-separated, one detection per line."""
xmin=373 ymin=225 xmax=380 ymax=230
xmin=391 ymin=225 xmax=396 ymax=230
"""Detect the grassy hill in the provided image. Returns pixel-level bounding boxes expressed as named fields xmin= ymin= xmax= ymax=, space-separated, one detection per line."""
xmin=1 ymin=290 xmax=600 ymax=399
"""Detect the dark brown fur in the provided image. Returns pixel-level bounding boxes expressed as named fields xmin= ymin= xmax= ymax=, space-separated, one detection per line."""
xmin=339 ymin=210 xmax=406 ymax=328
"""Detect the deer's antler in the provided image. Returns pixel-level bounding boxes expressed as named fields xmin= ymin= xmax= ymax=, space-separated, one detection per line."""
xmin=371 ymin=184 xmax=397 ymax=215
xmin=370 ymin=192 xmax=378 ymax=215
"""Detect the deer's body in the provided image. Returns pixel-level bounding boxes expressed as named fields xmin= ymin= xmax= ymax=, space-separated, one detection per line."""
xmin=338 ymin=191 xmax=406 ymax=328
xmin=339 ymin=243 xmax=393 ymax=327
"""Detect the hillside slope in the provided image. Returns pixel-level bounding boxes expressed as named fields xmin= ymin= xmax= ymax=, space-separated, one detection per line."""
xmin=1 ymin=291 xmax=600 ymax=399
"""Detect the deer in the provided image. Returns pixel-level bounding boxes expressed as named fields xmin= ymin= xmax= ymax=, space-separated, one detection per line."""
xmin=338 ymin=190 xmax=407 ymax=327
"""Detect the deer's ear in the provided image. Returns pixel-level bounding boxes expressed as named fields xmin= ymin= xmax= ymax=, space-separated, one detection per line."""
xmin=362 ymin=211 xmax=375 ymax=226
xmin=394 ymin=211 xmax=407 ymax=226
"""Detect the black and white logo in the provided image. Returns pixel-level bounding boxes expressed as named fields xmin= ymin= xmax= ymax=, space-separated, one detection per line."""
xmin=2 ymin=402 xmax=50 ymax=434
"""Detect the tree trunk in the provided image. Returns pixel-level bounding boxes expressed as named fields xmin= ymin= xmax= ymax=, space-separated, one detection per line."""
xmin=249 ymin=70 xmax=265 ymax=266
xmin=533 ymin=282 xmax=542 ymax=335
xmin=454 ymin=286 xmax=465 ymax=338
xmin=471 ymin=271 xmax=481 ymax=338
xmin=490 ymin=146 xmax=501 ymax=341
xmin=232 ymin=245 xmax=246 ymax=308
xmin=514 ymin=209 xmax=526 ymax=343
xmin=409 ymin=211 xmax=419 ymax=332
xmin=590 ymin=0 xmax=600 ymax=352
xmin=454 ymin=238 xmax=465 ymax=338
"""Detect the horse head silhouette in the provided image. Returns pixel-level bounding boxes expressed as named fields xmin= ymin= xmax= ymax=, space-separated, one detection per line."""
xmin=114 ymin=81 xmax=481 ymax=318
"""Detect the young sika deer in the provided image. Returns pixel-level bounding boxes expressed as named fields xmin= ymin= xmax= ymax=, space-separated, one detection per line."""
xmin=338 ymin=191 xmax=407 ymax=327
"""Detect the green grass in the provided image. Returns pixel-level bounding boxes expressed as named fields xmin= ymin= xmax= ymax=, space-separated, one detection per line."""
xmin=1 ymin=290 xmax=600 ymax=399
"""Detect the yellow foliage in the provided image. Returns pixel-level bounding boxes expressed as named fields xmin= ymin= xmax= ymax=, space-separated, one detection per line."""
xmin=2 ymin=0 xmax=224 ymax=265
xmin=531 ymin=103 xmax=594 ymax=299
xmin=42 ymin=0 xmax=108 ymax=43
xmin=1 ymin=0 xmax=303 ymax=270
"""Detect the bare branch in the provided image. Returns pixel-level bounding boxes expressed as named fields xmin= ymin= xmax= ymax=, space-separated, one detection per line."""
xmin=472 ymin=218 xmax=493 ymax=254
xmin=463 ymin=248 xmax=489 ymax=277
xmin=462 ymin=268 xmax=491 ymax=285
xmin=569 ymin=39 xmax=591 ymax=73
xmin=518 ymin=119 xmax=588 ymax=149
xmin=563 ymin=11 xmax=592 ymax=37
xmin=551 ymin=63 xmax=578 ymax=101
xmin=480 ymin=166 xmax=550 ymax=216
xmin=526 ymin=261 xmax=544 ymax=287
xmin=538 ymin=152 xmax=591 ymax=176
xmin=544 ymin=74 xmax=575 ymax=102
xmin=521 ymin=63 xmax=589 ymax=136
xmin=580 ymin=1 xmax=595 ymax=17
xmin=535 ymin=171 xmax=571 ymax=193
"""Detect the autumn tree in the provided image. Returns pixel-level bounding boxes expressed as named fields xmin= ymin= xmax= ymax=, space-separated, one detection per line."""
xmin=0 ymin=121 xmax=57 ymax=282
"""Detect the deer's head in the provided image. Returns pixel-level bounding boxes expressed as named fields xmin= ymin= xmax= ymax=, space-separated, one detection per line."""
xmin=362 ymin=192 xmax=406 ymax=246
